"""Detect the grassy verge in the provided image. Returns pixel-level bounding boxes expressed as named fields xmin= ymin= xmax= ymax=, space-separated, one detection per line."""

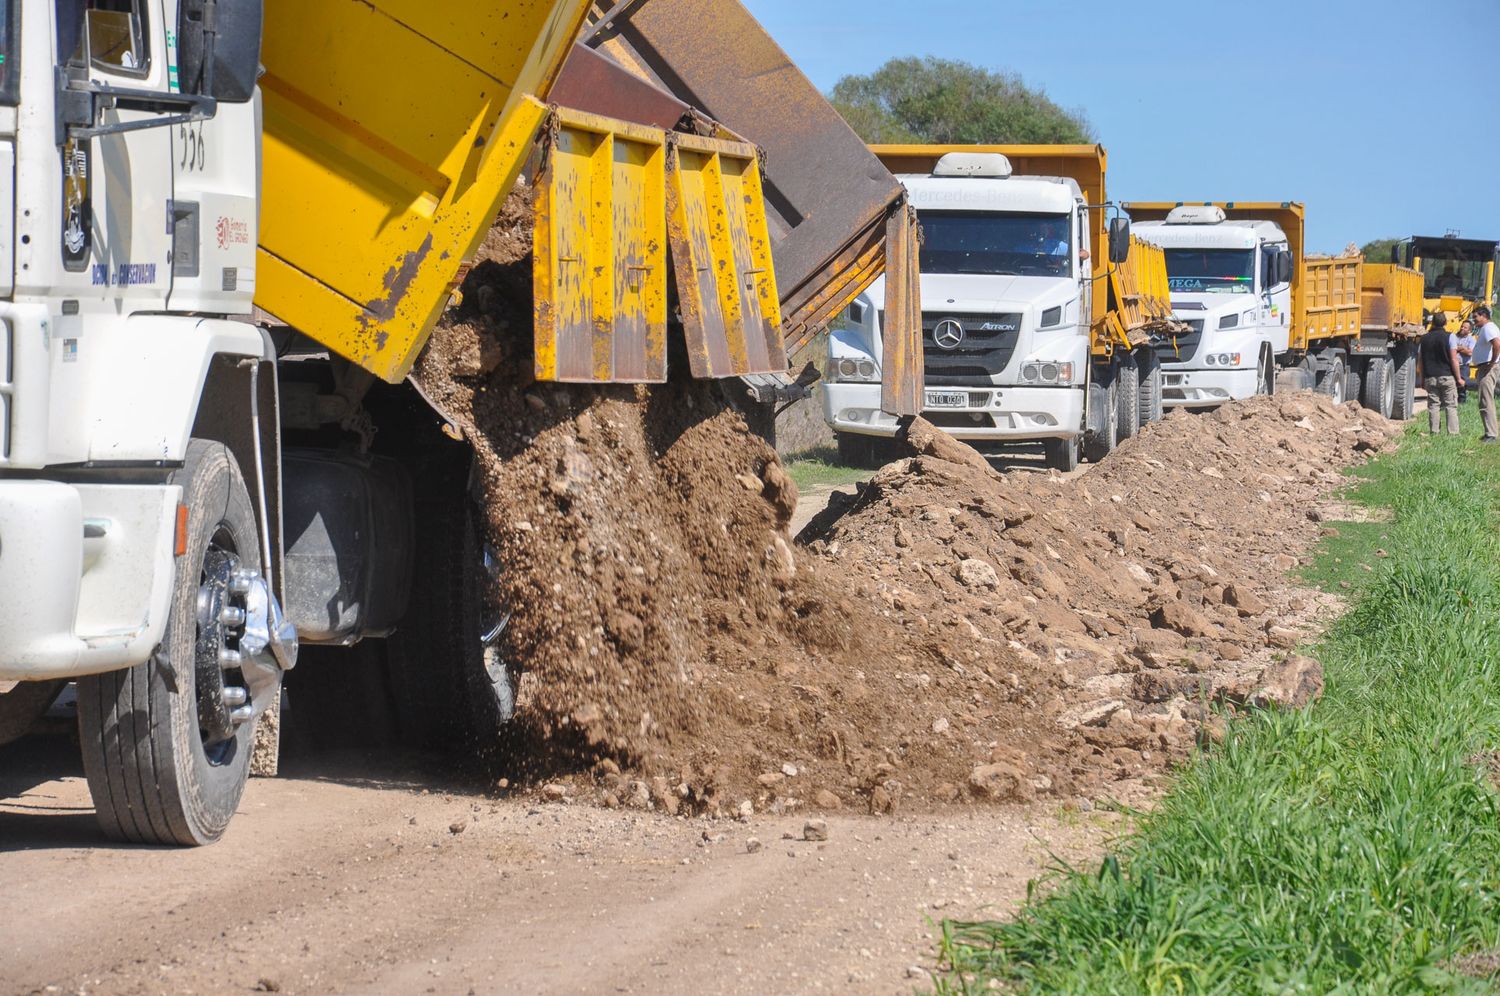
xmin=782 ymin=444 xmax=871 ymax=491
xmin=934 ymin=428 xmax=1500 ymax=993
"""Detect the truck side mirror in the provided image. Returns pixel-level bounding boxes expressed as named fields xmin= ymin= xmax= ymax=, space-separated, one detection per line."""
xmin=1276 ymin=249 xmax=1294 ymax=285
xmin=1107 ymin=217 xmax=1131 ymax=265
xmin=179 ymin=0 xmax=263 ymax=103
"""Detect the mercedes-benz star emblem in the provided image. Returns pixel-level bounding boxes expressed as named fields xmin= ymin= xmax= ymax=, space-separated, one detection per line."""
xmin=933 ymin=319 xmax=965 ymax=350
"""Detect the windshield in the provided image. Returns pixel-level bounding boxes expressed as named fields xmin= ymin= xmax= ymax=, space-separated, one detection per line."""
xmin=1418 ymin=256 xmax=1487 ymax=299
xmin=918 ymin=211 xmax=1073 ymax=278
xmin=1164 ymin=248 xmax=1255 ymax=294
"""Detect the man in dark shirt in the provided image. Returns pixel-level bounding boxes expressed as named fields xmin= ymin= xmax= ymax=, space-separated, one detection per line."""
xmin=1419 ymin=313 xmax=1463 ymax=434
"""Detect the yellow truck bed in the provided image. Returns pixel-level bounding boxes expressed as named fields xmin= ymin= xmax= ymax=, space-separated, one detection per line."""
xmin=871 ymin=145 xmax=1177 ymax=352
xmin=1360 ymin=264 xmax=1425 ymax=336
xmin=256 ymin=0 xmax=592 ymax=383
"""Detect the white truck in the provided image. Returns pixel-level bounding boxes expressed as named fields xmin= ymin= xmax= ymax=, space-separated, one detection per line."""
xmin=1129 ymin=201 xmax=1425 ymax=418
xmin=1130 ymin=205 xmax=1291 ymax=406
xmin=0 ymin=0 xmax=918 ymax=845
xmin=823 ymin=145 xmax=1179 ymax=471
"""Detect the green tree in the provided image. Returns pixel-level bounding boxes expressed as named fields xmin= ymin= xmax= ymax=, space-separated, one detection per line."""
xmin=1360 ymin=236 xmax=1402 ymax=263
xmin=829 ymin=57 xmax=1093 ymax=145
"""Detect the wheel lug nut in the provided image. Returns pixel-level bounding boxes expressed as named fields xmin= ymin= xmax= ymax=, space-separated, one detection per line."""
xmin=219 ymin=648 xmax=242 ymax=669
xmin=229 ymin=704 xmax=254 ymax=724
xmin=220 ymin=605 xmax=247 ymax=627
xmin=228 ymin=572 xmax=253 ymax=596
xmin=222 ymin=686 xmax=247 ymax=707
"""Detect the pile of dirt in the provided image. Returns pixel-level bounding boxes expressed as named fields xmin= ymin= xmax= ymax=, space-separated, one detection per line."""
xmin=414 ymin=194 xmax=1399 ymax=817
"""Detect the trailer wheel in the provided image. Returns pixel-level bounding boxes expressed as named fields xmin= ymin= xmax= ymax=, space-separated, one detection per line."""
xmin=77 ymin=440 xmax=262 ymax=846
xmin=1315 ymin=353 xmax=1347 ymax=404
xmin=1115 ymin=353 xmax=1140 ymax=441
xmin=1137 ymin=349 xmax=1164 ymax=424
xmin=1043 ymin=436 xmax=1081 ymax=472
xmin=1390 ymin=343 xmax=1416 ymax=420
xmin=1360 ymin=355 xmax=1394 ymax=419
xmin=1344 ymin=357 xmax=1364 ymax=405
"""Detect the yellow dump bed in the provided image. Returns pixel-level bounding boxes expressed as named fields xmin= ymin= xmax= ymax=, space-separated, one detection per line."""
xmin=255 ymin=0 xmax=592 ymax=383
xmin=1360 ymin=264 xmax=1425 ymax=336
xmin=872 ymin=145 xmax=1177 ymax=352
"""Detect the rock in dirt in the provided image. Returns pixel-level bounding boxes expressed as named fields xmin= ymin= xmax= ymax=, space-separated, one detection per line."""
xmin=1229 ymin=654 xmax=1325 ymax=710
xmin=813 ymin=789 xmax=842 ymax=810
xmin=956 ymin=559 xmax=1000 ymax=589
xmin=802 ymin=819 xmax=829 ymax=842
xmin=968 ymin=762 xmax=1035 ymax=803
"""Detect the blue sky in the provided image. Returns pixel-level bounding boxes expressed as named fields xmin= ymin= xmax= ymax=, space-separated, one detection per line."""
xmin=743 ymin=0 xmax=1499 ymax=253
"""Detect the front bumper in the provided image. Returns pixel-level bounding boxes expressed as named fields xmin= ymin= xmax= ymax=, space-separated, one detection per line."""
xmin=1161 ymin=366 xmax=1259 ymax=408
xmin=823 ymin=381 xmax=1083 ymax=441
xmin=0 ymin=481 xmax=179 ymax=681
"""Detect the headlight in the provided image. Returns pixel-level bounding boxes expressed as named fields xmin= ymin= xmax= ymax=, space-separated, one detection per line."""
xmin=1040 ymin=305 xmax=1064 ymax=328
xmin=1205 ymin=352 xmax=1240 ymax=367
xmin=831 ymin=356 xmax=879 ymax=383
xmin=1218 ymin=313 xmax=1239 ymax=329
xmin=1021 ymin=361 xmax=1075 ymax=385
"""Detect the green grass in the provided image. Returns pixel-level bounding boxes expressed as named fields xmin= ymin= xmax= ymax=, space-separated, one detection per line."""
xmin=782 ymin=444 xmax=871 ymax=491
xmin=933 ymin=427 xmax=1500 ymax=994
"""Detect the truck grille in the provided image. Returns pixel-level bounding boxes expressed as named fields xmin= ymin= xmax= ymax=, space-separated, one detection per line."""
xmin=1155 ymin=319 xmax=1203 ymax=364
xmin=920 ymin=312 xmax=1022 ymax=386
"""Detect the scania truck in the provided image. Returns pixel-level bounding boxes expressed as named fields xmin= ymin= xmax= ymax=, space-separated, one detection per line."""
xmin=823 ymin=145 xmax=1179 ymax=471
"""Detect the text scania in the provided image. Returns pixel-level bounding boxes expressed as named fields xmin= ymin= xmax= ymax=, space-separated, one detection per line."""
xmin=91 ymin=262 xmax=159 ymax=287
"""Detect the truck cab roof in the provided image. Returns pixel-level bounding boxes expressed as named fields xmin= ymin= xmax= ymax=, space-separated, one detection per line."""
xmin=1134 ymin=219 xmax=1286 ymax=250
xmin=897 ymin=174 xmax=1080 ymax=215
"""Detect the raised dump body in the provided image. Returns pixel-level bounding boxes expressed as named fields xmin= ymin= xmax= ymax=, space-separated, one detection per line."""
xmin=256 ymin=0 xmax=593 ymax=382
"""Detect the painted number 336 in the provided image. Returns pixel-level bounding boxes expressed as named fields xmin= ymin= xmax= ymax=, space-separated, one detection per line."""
xmin=178 ymin=121 xmax=206 ymax=172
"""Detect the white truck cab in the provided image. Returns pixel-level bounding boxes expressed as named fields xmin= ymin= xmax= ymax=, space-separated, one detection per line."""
xmin=823 ymin=152 xmax=1093 ymax=467
xmin=1134 ymin=205 xmax=1293 ymax=406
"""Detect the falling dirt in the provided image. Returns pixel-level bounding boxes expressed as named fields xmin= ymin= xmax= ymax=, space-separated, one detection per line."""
xmin=413 ymin=197 xmax=1401 ymax=819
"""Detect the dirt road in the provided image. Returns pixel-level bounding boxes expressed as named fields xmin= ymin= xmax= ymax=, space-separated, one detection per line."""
xmin=0 ymin=734 xmax=1119 ymax=995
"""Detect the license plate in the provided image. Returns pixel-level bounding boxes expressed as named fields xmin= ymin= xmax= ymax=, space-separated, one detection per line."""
xmin=925 ymin=391 xmax=968 ymax=409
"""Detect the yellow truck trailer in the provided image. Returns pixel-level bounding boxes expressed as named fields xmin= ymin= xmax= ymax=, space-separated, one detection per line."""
xmin=1129 ymin=202 xmax=1425 ymax=419
xmin=0 ymin=0 xmax=922 ymax=846
xmin=822 ymin=144 xmax=1180 ymax=470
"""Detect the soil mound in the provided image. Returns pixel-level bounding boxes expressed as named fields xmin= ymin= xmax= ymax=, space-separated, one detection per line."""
xmin=414 ymin=194 xmax=1400 ymax=816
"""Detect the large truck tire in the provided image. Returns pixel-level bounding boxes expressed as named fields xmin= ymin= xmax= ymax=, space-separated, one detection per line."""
xmin=1344 ymin=357 xmax=1363 ymax=405
xmin=1115 ymin=354 xmax=1140 ymax=441
xmin=1137 ymin=349 xmax=1164 ymax=424
xmin=1043 ymin=437 xmax=1081 ymax=472
xmin=0 ymin=679 xmax=65 ymax=746
xmin=1360 ymin=355 xmax=1395 ymax=419
xmin=1083 ymin=369 xmax=1118 ymax=464
xmin=1390 ymin=343 xmax=1417 ymax=420
xmin=78 ymin=440 xmax=263 ymax=846
xmin=387 ymin=467 xmax=515 ymax=753
xmin=1314 ymin=352 xmax=1347 ymax=404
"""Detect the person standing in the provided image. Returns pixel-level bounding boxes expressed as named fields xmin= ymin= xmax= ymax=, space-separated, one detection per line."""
xmin=1456 ymin=319 xmax=1476 ymax=402
xmin=1419 ymin=313 xmax=1463 ymax=435
xmin=1471 ymin=307 xmax=1500 ymax=441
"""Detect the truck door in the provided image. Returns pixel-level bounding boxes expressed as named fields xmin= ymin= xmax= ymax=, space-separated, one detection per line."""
xmin=56 ymin=0 xmax=174 ymax=305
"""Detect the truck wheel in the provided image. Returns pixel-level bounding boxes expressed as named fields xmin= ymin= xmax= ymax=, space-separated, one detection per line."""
xmin=0 ymin=680 xmax=65 ymax=746
xmin=1390 ymin=343 xmax=1417 ymax=420
xmin=1043 ymin=437 xmax=1080 ymax=472
xmin=388 ymin=469 xmax=515 ymax=752
xmin=1315 ymin=353 xmax=1347 ymax=404
xmin=1360 ymin=355 xmax=1394 ymax=418
xmin=1083 ymin=369 xmax=1118 ymax=463
xmin=1137 ymin=349 xmax=1164 ymax=424
xmin=1344 ymin=357 xmax=1364 ymax=404
xmin=1115 ymin=354 xmax=1141 ymax=441
xmin=77 ymin=440 xmax=263 ymax=846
